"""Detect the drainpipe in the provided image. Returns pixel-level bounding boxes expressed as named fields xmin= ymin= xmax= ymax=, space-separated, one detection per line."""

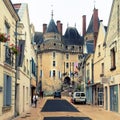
xmin=14 ymin=21 xmax=18 ymax=117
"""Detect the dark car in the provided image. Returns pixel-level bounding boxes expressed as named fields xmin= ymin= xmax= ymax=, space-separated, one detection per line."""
xmin=54 ymin=91 xmax=61 ymax=98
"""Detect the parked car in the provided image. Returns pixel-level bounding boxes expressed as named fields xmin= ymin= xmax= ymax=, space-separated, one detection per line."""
xmin=71 ymin=92 xmax=86 ymax=104
xmin=54 ymin=91 xmax=61 ymax=98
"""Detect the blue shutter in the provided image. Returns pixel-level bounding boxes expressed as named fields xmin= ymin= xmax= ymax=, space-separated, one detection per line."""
xmin=7 ymin=76 xmax=11 ymax=105
xmin=4 ymin=74 xmax=7 ymax=106
xmin=50 ymin=71 xmax=51 ymax=77
xmin=3 ymin=75 xmax=11 ymax=106
xmin=51 ymin=71 xmax=53 ymax=77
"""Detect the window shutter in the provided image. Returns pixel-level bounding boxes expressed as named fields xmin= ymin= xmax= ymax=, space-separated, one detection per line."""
xmin=7 ymin=76 xmax=11 ymax=105
xmin=51 ymin=71 xmax=53 ymax=77
xmin=3 ymin=74 xmax=7 ymax=106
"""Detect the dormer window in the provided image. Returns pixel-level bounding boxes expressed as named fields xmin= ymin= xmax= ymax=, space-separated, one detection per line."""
xmin=66 ymin=46 xmax=68 ymax=50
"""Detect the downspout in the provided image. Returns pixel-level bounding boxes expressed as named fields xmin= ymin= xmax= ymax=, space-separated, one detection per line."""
xmin=14 ymin=21 xmax=18 ymax=117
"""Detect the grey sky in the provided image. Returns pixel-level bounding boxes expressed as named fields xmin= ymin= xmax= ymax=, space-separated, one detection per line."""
xmin=11 ymin=0 xmax=113 ymax=34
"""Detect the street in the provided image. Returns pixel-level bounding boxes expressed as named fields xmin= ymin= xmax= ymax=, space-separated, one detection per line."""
xmin=13 ymin=96 xmax=120 ymax=120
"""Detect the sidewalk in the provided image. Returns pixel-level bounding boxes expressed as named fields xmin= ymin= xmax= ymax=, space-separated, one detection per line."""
xmin=13 ymin=97 xmax=120 ymax=120
xmin=13 ymin=97 xmax=46 ymax=120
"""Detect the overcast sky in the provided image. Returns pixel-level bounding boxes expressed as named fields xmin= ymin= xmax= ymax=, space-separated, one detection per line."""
xmin=11 ymin=0 xmax=113 ymax=34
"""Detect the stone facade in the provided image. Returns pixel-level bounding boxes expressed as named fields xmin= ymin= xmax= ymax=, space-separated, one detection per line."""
xmin=37 ymin=19 xmax=83 ymax=95
xmin=103 ymin=0 xmax=120 ymax=113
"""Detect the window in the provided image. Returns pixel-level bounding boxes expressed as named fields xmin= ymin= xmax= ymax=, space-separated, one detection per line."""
xmin=5 ymin=46 xmax=13 ymax=65
xmin=53 ymin=52 xmax=55 ymax=58
xmin=58 ymin=71 xmax=61 ymax=78
xmin=53 ymin=70 xmax=55 ymax=77
xmin=79 ymin=46 xmax=82 ymax=51
xmin=65 ymin=46 xmax=68 ymax=50
xmin=117 ymin=5 xmax=119 ymax=32
xmin=98 ymin=45 xmax=101 ymax=56
xmin=101 ymin=63 xmax=104 ymax=74
xmin=5 ymin=21 xmax=10 ymax=37
xmin=40 ymin=70 xmax=42 ymax=78
xmin=110 ymin=48 xmax=116 ymax=71
xmin=66 ymin=62 xmax=69 ymax=68
xmin=100 ymin=63 xmax=104 ymax=77
xmin=66 ymin=54 xmax=69 ymax=59
xmin=71 ymin=46 xmax=74 ymax=50
xmin=4 ymin=74 xmax=11 ymax=106
xmin=31 ymin=58 xmax=36 ymax=76
xmin=53 ymin=61 xmax=56 ymax=67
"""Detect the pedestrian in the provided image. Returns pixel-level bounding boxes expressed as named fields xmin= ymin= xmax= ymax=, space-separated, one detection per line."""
xmin=33 ymin=93 xmax=38 ymax=108
xmin=40 ymin=91 xmax=44 ymax=98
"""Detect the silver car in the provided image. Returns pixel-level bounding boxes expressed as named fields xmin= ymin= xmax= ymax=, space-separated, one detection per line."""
xmin=72 ymin=92 xmax=86 ymax=104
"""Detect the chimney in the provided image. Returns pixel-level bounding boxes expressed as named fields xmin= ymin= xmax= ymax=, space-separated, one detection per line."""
xmin=93 ymin=8 xmax=98 ymax=33
xmin=57 ymin=20 xmax=62 ymax=35
xmin=93 ymin=8 xmax=99 ymax=50
xmin=82 ymin=15 xmax=86 ymax=36
xmin=60 ymin=23 xmax=63 ymax=36
xmin=43 ymin=24 xmax=47 ymax=34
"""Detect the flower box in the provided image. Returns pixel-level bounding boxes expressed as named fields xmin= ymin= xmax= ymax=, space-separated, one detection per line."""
xmin=0 ymin=33 xmax=10 ymax=42
xmin=10 ymin=44 xmax=19 ymax=55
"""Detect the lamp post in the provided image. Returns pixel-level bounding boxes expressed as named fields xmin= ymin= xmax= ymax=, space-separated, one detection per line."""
xmin=14 ymin=21 xmax=18 ymax=117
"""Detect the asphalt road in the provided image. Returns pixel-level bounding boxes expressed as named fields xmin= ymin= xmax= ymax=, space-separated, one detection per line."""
xmin=41 ymin=99 xmax=91 ymax=120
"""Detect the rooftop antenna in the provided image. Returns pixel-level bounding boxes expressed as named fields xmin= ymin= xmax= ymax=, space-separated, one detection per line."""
xmin=67 ymin=23 xmax=69 ymax=28
xmin=75 ymin=23 xmax=76 ymax=28
xmin=94 ymin=0 xmax=96 ymax=9
xmin=51 ymin=5 xmax=53 ymax=19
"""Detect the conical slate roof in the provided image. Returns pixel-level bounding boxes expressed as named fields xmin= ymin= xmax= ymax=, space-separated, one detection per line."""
xmin=63 ymin=27 xmax=84 ymax=45
xmin=86 ymin=15 xmax=100 ymax=34
xmin=46 ymin=19 xmax=59 ymax=33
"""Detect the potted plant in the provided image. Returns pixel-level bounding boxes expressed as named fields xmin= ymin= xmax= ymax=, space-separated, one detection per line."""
xmin=10 ymin=44 xmax=19 ymax=55
xmin=0 ymin=33 xmax=10 ymax=42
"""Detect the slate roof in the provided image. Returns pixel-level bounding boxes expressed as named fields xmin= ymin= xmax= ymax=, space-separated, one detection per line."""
xmin=63 ymin=27 xmax=84 ymax=45
xmin=46 ymin=19 xmax=59 ymax=33
xmin=34 ymin=32 xmax=43 ymax=44
xmin=86 ymin=41 xmax=94 ymax=53
xmin=86 ymin=15 xmax=100 ymax=34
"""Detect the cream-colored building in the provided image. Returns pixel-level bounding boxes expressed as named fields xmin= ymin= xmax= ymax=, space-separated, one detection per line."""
xmin=13 ymin=3 xmax=32 ymax=116
xmin=36 ymin=17 xmax=84 ymax=95
xmin=30 ymin=24 xmax=37 ymax=103
xmin=0 ymin=0 xmax=19 ymax=119
xmin=93 ymin=21 xmax=107 ymax=106
xmin=103 ymin=0 xmax=120 ymax=113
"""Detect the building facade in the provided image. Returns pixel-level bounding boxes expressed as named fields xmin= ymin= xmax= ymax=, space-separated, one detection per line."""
xmin=93 ymin=21 xmax=107 ymax=106
xmin=0 ymin=0 xmax=19 ymax=119
xmin=36 ymin=16 xmax=84 ymax=95
xmin=103 ymin=0 xmax=120 ymax=113
xmin=13 ymin=3 xmax=32 ymax=116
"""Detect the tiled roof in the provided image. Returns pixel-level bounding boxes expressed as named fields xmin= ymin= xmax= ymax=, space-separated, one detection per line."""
xmin=46 ymin=19 xmax=59 ymax=33
xmin=63 ymin=27 xmax=84 ymax=45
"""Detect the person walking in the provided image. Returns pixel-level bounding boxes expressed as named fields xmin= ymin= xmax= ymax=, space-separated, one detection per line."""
xmin=33 ymin=93 xmax=38 ymax=108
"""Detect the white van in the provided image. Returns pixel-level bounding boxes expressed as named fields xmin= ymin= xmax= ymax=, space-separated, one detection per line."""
xmin=72 ymin=92 xmax=86 ymax=104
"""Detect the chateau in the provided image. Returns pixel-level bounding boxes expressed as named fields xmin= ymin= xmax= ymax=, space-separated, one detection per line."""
xmin=36 ymin=13 xmax=84 ymax=94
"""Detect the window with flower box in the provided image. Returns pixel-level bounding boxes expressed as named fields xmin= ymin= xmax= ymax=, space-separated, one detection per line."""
xmin=5 ymin=46 xmax=13 ymax=66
